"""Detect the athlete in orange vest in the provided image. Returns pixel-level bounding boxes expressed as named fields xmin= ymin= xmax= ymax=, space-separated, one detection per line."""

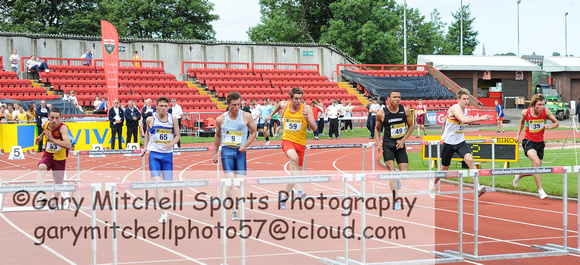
xmin=266 ymin=87 xmax=318 ymax=209
xmin=513 ymin=94 xmax=559 ymax=199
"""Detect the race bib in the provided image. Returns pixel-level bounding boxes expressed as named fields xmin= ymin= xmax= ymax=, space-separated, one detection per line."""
xmin=154 ymin=128 xmax=173 ymax=144
xmin=455 ymin=125 xmax=465 ymax=134
xmin=224 ymin=130 xmax=242 ymax=146
xmin=529 ymin=120 xmax=545 ymax=132
xmin=390 ymin=123 xmax=406 ymax=138
xmin=45 ymin=141 xmax=61 ymax=153
xmin=285 ymin=119 xmax=302 ymax=132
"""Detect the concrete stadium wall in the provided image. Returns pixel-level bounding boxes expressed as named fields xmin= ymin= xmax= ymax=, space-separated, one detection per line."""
xmin=0 ymin=35 xmax=353 ymax=80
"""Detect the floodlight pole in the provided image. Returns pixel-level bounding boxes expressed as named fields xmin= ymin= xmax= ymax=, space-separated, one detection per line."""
xmin=517 ymin=0 xmax=521 ymax=57
xmin=404 ymin=0 xmax=407 ymax=67
xmin=565 ymin=12 xmax=569 ymax=56
xmin=460 ymin=0 xmax=463 ymax=55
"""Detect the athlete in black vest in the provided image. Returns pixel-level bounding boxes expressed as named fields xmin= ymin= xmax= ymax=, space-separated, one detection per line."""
xmin=374 ymin=90 xmax=414 ymax=210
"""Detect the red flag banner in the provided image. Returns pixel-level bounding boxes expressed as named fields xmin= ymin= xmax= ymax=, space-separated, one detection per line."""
xmin=101 ymin=20 xmax=119 ymax=109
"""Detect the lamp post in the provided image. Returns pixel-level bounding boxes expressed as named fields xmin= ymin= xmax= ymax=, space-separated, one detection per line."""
xmin=460 ymin=0 xmax=463 ymax=55
xmin=517 ymin=0 xmax=521 ymax=57
xmin=565 ymin=12 xmax=569 ymax=56
xmin=404 ymin=0 xmax=407 ymax=66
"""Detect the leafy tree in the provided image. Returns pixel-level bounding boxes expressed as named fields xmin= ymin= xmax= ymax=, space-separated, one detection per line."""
xmin=494 ymin=52 xmax=517 ymax=56
xmin=248 ymin=0 xmax=337 ymax=43
xmin=552 ymin=51 xmax=561 ymax=56
xmin=397 ymin=6 xmax=447 ymax=64
xmin=320 ymin=0 xmax=400 ymax=64
xmin=441 ymin=3 xmax=479 ymax=55
xmin=0 ymin=0 xmax=219 ymax=39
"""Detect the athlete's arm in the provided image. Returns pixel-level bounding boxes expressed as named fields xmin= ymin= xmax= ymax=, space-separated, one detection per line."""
xmin=514 ymin=109 xmax=527 ymax=142
xmin=242 ymin=112 xmax=258 ymax=153
xmin=212 ymin=114 xmax=225 ymax=163
xmin=265 ymin=101 xmax=284 ymax=123
xmin=140 ymin=116 xmax=153 ymax=156
xmin=374 ymin=108 xmax=384 ymax=153
xmin=544 ymin=108 xmax=560 ymax=130
xmin=164 ymin=115 xmax=181 ymax=150
xmin=35 ymin=121 xmax=48 ymax=144
xmin=303 ymin=105 xmax=317 ymax=132
xmin=397 ymin=106 xmax=415 ymax=149
xmin=45 ymin=124 xmax=72 ymax=149
xmin=450 ymin=105 xmax=491 ymax=124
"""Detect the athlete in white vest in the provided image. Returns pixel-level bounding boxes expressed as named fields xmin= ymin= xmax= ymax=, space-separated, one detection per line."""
xmin=140 ymin=96 xmax=181 ymax=223
xmin=429 ymin=89 xmax=491 ymax=199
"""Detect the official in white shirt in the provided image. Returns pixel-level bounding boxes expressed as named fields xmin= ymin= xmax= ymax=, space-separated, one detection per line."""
xmin=9 ymin=49 xmax=20 ymax=73
xmin=170 ymin=98 xmax=183 ymax=147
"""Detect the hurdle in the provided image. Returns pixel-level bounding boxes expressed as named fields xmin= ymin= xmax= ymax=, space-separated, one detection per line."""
xmin=105 ymin=178 xmax=221 ymax=265
xmin=320 ymin=170 xmax=466 ymax=265
xmin=240 ymin=174 xmax=348 ymax=265
xmin=543 ymin=165 xmax=580 ymax=254
xmin=445 ymin=166 xmax=570 ymax=261
xmin=0 ymin=182 xmax=101 ymax=264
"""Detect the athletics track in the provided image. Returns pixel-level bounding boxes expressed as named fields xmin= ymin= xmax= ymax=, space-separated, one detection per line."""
xmin=0 ymin=129 xmax=578 ymax=264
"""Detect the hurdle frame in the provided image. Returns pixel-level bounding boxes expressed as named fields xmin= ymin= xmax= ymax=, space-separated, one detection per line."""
xmin=445 ymin=166 xmax=570 ymax=261
xmin=320 ymin=170 xmax=466 ymax=265
xmin=544 ymin=165 xmax=580 ymax=254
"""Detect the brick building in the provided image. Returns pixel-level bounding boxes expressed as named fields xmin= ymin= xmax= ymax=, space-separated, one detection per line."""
xmin=543 ymin=57 xmax=580 ymax=104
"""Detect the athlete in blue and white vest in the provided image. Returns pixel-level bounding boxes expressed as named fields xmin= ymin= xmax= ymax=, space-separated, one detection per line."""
xmin=140 ymin=96 xmax=181 ymax=223
xmin=213 ymin=91 xmax=257 ymax=221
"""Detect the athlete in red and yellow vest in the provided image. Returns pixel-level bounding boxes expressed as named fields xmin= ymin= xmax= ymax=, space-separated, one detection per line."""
xmin=514 ymin=94 xmax=559 ymax=199
xmin=265 ymin=87 xmax=318 ymax=209
xmin=35 ymin=107 xmax=72 ymax=209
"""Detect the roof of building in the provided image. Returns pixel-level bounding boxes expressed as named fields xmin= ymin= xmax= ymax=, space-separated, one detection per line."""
xmin=543 ymin=57 xmax=580 ymax=72
xmin=417 ymin=55 xmax=541 ymax=71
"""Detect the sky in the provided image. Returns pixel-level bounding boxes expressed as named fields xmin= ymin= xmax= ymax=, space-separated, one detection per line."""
xmin=210 ymin=0 xmax=579 ymax=57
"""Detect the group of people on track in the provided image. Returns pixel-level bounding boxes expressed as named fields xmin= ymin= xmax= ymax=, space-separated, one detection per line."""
xmin=33 ymin=87 xmax=557 ymax=222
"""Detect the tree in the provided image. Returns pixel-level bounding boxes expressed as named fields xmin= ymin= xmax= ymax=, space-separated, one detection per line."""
xmin=248 ymin=0 xmax=337 ymax=43
xmin=552 ymin=51 xmax=561 ymax=56
xmin=494 ymin=52 xmax=517 ymax=56
xmin=396 ymin=6 xmax=447 ymax=64
xmin=441 ymin=3 xmax=479 ymax=55
xmin=320 ymin=0 xmax=400 ymax=64
xmin=0 ymin=0 xmax=219 ymax=39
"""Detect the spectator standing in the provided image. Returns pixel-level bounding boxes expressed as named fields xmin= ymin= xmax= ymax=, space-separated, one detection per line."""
xmin=132 ymin=51 xmax=141 ymax=67
xmin=141 ymin=98 xmax=156 ymax=136
xmin=171 ymin=98 xmax=183 ymax=147
xmin=93 ymin=95 xmax=102 ymax=109
xmin=269 ymin=100 xmax=280 ymax=138
xmin=15 ymin=105 xmax=33 ymax=124
xmin=108 ymin=99 xmax=124 ymax=149
xmin=250 ymin=102 xmax=260 ymax=129
xmin=317 ymin=101 xmax=325 ymax=136
xmin=415 ymin=99 xmax=427 ymax=137
xmin=81 ymin=49 xmax=92 ymax=66
xmin=27 ymin=103 xmax=36 ymax=123
xmin=5 ymin=104 xmax=14 ymax=122
xmin=9 ymin=49 xmax=20 ymax=73
xmin=36 ymin=100 xmax=50 ymax=151
xmin=0 ymin=104 xmax=6 ymax=121
xmin=125 ymin=100 xmax=141 ymax=144
xmin=310 ymin=100 xmax=321 ymax=140
xmin=241 ymin=100 xmax=250 ymax=113
xmin=258 ymin=99 xmax=272 ymax=144
xmin=495 ymin=100 xmax=504 ymax=133
xmin=368 ymin=98 xmax=381 ymax=139
xmin=326 ymin=100 xmax=341 ymax=139
xmin=343 ymin=101 xmax=354 ymax=132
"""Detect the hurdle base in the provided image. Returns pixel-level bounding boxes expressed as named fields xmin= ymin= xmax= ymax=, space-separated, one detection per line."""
xmin=445 ymin=247 xmax=568 ymax=261
xmin=543 ymin=244 xmax=580 ymax=254
xmin=319 ymin=252 xmax=463 ymax=265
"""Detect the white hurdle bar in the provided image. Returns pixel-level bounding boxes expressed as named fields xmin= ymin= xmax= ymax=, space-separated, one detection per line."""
xmin=319 ymin=170 xmax=467 ymax=265
xmin=446 ymin=166 xmax=571 ymax=261
xmin=0 ymin=183 xmax=101 ymax=265
xmin=544 ymin=165 xmax=580 ymax=254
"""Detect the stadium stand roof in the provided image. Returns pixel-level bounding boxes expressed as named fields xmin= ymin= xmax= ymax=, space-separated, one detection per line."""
xmin=417 ymin=55 xmax=541 ymax=71
xmin=542 ymin=56 xmax=580 ymax=72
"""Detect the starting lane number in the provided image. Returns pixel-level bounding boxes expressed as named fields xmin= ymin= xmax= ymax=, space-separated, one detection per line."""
xmin=8 ymin=146 xmax=24 ymax=160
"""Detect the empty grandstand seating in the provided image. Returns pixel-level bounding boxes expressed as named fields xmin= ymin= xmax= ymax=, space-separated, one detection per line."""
xmin=187 ymin=65 xmax=363 ymax=107
xmin=37 ymin=64 xmax=217 ymax=112
xmin=0 ymin=66 xmax=58 ymax=101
